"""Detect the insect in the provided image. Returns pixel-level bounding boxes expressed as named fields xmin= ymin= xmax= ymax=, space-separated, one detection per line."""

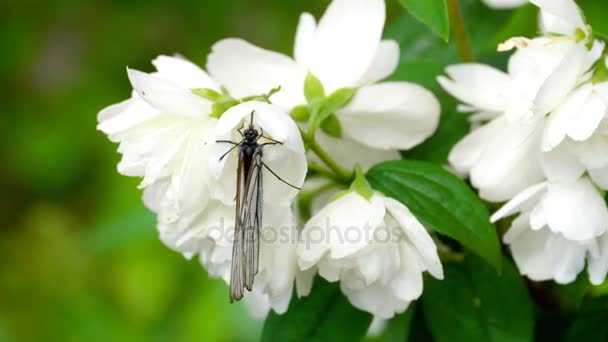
xmin=216 ymin=110 xmax=300 ymax=302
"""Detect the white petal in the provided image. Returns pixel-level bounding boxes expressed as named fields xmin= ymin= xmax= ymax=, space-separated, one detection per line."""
xmin=297 ymin=192 xmax=385 ymax=268
xmin=293 ymin=13 xmax=317 ymax=66
xmin=383 ymin=197 xmax=443 ymax=279
xmin=308 ymin=132 xmax=401 ymax=171
xmin=127 ymin=68 xmax=211 ymax=116
xmin=589 ymin=166 xmax=608 ymax=190
xmin=307 ymin=0 xmax=385 ymax=91
xmin=437 ymin=64 xmax=510 ymax=112
xmin=151 ymin=55 xmax=218 ymax=90
xmin=337 ymin=82 xmax=440 ymax=150
xmin=207 ymin=39 xmax=305 ymax=110
xmin=507 ymin=216 xmax=587 ymax=284
xmin=449 ymin=116 xmax=502 ymax=175
xmin=482 ymin=0 xmax=527 ymax=9
xmin=469 ymin=117 xmax=545 ymax=202
xmin=97 ymin=98 xmax=160 ymax=138
xmin=215 ymin=101 xmax=305 ymax=153
xmin=540 ymin=177 xmax=608 ymax=241
xmin=587 ymin=234 xmax=608 ymax=285
xmin=534 ymin=43 xmax=588 ymax=116
xmin=491 ymin=182 xmax=547 ymax=222
xmin=358 ymin=40 xmax=400 ymax=85
xmin=390 ymin=241 xmax=424 ymax=301
xmin=542 ymin=84 xmax=607 ymax=151
xmin=539 ymin=145 xmax=585 ymax=182
xmin=532 ymin=0 xmax=586 ymax=35
xmin=341 ymin=280 xmax=410 ymax=319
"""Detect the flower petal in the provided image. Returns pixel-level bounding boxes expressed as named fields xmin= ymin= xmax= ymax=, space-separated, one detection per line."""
xmin=540 ymin=177 xmax=608 ymax=240
xmin=383 ymin=197 xmax=443 ymax=279
xmin=152 ymin=55 xmax=219 ymax=90
xmin=539 ymin=145 xmax=585 ymax=182
xmin=127 ymin=68 xmax=211 ymax=116
xmin=588 ymin=234 xmax=608 ymax=285
xmin=534 ymin=43 xmax=588 ymax=116
xmin=507 ymin=215 xmax=587 ymax=284
xmin=437 ymin=63 xmax=510 ymax=112
xmin=589 ymin=165 xmax=608 ymax=190
xmin=207 ymin=39 xmax=305 ymax=110
xmin=293 ymin=13 xmax=317 ymax=66
xmin=307 ymin=0 xmax=385 ymax=91
xmin=337 ymin=82 xmax=440 ymax=150
xmin=532 ymin=0 xmax=586 ymax=35
xmin=358 ymin=40 xmax=400 ymax=85
xmin=491 ymin=182 xmax=547 ymax=222
xmin=297 ymin=192 xmax=385 ymax=268
xmin=468 ymin=117 xmax=545 ymax=202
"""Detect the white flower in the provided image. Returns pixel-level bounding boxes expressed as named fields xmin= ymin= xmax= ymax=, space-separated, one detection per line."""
xmin=491 ymin=177 xmax=608 ymax=284
xmin=206 ymin=0 xmax=440 ymax=169
xmin=296 ymin=191 xmax=443 ymax=318
xmin=99 ymin=56 xmax=307 ymax=316
xmin=438 ymin=0 xmax=605 ymax=202
xmin=98 ymin=55 xmax=219 ymax=215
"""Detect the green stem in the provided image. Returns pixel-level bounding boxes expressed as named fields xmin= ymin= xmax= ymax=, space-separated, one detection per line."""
xmin=447 ymin=0 xmax=475 ymax=62
xmin=308 ymin=139 xmax=354 ymax=184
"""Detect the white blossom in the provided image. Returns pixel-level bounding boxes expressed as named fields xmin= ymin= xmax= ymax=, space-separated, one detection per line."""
xmin=491 ymin=177 xmax=608 ymax=284
xmin=297 ymin=191 xmax=443 ymax=318
xmin=438 ymin=0 xmax=605 ymax=202
xmin=206 ymin=0 xmax=440 ymax=169
xmin=99 ymin=56 xmax=307 ymax=316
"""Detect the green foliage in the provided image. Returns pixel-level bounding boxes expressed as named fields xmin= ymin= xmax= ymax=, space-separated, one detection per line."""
xmin=304 ymin=72 xmax=326 ymax=104
xmin=423 ymin=256 xmax=534 ymax=342
xmin=367 ymin=160 xmax=502 ymax=270
xmin=262 ymin=278 xmax=372 ymax=342
xmin=398 ymin=0 xmax=449 ymax=41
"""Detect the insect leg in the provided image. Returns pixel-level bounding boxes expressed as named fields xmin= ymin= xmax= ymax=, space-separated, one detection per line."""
xmin=218 ymin=139 xmax=244 ymax=161
xmin=262 ymin=162 xmax=301 ymax=190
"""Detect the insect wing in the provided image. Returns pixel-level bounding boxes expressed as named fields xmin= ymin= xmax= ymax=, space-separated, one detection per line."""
xmin=229 ymin=148 xmax=263 ymax=301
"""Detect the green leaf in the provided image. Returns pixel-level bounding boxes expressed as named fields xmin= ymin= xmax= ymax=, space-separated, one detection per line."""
xmin=366 ymin=160 xmax=501 ymax=269
xmin=423 ymin=255 xmax=534 ymax=342
xmin=566 ymin=297 xmax=608 ymax=341
xmin=290 ymin=105 xmax=310 ymax=122
xmin=320 ymin=114 xmax=342 ymax=138
xmin=381 ymin=304 xmax=416 ymax=342
xmin=398 ymin=0 xmax=450 ymax=42
xmin=304 ymin=72 xmax=325 ymax=103
xmin=262 ymin=277 xmax=372 ymax=342
xmin=317 ymin=87 xmax=357 ymax=123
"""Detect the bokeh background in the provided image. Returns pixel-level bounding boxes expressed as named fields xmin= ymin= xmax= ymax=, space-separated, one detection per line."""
xmin=2 ymin=0 xmax=607 ymax=341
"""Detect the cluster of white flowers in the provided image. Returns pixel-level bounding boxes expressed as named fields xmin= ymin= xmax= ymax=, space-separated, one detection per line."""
xmin=440 ymin=0 xmax=608 ymax=284
xmin=98 ymin=0 xmax=442 ymax=319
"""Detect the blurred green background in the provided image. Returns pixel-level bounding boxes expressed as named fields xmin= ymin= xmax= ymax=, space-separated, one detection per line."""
xmin=0 ymin=0 xmax=366 ymax=340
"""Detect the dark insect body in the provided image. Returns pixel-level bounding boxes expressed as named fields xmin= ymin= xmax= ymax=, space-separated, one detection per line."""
xmin=216 ymin=111 xmax=300 ymax=302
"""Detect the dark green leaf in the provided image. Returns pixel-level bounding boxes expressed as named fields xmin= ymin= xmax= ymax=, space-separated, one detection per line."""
xmin=566 ymin=297 xmax=608 ymax=341
xmin=262 ymin=277 xmax=372 ymax=342
xmin=366 ymin=160 xmax=501 ymax=269
xmin=423 ymin=256 xmax=534 ymax=342
xmin=382 ymin=304 xmax=416 ymax=342
xmin=398 ymin=0 xmax=450 ymax=42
